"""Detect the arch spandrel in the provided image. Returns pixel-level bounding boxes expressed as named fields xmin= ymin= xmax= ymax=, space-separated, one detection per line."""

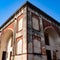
xmin=43 ymin=19 xmax=60 ymax=36
xmin=44 ymin=25 xmax=60 ymax=36
xmin=2 ymin=29 xmax=13 ymax=41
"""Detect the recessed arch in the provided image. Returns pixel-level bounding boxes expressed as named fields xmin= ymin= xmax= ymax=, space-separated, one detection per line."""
xmin=1 ymin=29 xmax=13 ymax=50
xmin=1 ymin=29 xmax=13 ymax=60
xmin=44 ymin=26 xmax=60 ymax=36
xmin=44 ymin=26 xmax=60 ymax=59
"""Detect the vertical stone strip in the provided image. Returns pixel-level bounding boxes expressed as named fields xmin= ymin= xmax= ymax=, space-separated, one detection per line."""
xmin=13 ymin=18 xmax=17 ymax=60
xmin=27 ymin=8 xmax=34 ymax=60
xmin=27 ymin=10 xmax=33 ymax=53
xmin=23 ymin=7 xmax=27 ymax=53
xmin=22 ymin=7 xmax=27 ymax=60
xmin=39 ymin=16 xmax=47 ymax=60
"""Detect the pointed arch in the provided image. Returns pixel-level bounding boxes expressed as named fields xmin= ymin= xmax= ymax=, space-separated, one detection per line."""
xmin=44 ymin=26 xmax=60 ymax=60
xmin=0 ymin=29 xmax=13 ymax=60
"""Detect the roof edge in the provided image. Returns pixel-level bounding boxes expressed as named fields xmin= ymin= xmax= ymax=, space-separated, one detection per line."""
xmin=0 ymin=1 xmax=29 ymax=29
xmin=27 ymin=1 xmax=60 ymax=26
xmin=0 ymin=1 xmax=60 ymax=29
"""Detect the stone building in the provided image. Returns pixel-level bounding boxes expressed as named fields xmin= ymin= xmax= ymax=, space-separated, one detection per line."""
xmin=0 ymin=1 xmax=60 ymax=60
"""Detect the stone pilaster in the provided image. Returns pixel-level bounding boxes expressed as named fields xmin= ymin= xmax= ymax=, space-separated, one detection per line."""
xmin=39 ymin=15 xmax=47 ymax=60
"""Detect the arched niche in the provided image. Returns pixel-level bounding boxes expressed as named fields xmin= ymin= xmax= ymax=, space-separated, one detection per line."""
xmin=0 ymin=29 xmax=13 ymax=60
xmin=44 ymin=26 xmax=60 ymax=60
xmin=44 ymin=26 xmax=60 ymax=47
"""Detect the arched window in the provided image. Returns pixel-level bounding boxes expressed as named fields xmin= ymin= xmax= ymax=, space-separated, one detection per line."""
xmin=32 ymin=13 xmax=40 ymax=30
xmin=17 ymin=37 xmax=23 ymax=54
xmin=18 ymin=18 xmax=23 ymax=31
xmin=33 ymin=35 xmax=41 ymax=53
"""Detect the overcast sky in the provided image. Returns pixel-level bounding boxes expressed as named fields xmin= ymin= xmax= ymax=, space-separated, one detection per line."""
xmin=0 ymin=0 xmax=60 ymax=26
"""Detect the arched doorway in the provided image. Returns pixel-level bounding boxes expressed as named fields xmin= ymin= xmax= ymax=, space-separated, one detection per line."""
xmin=1 ymin=29 xmax=13 ymax=60
xmin=44 ymin=27 xmax=60 ymax=60
xmin=6 ymin=37 xmax=12 ymax=60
